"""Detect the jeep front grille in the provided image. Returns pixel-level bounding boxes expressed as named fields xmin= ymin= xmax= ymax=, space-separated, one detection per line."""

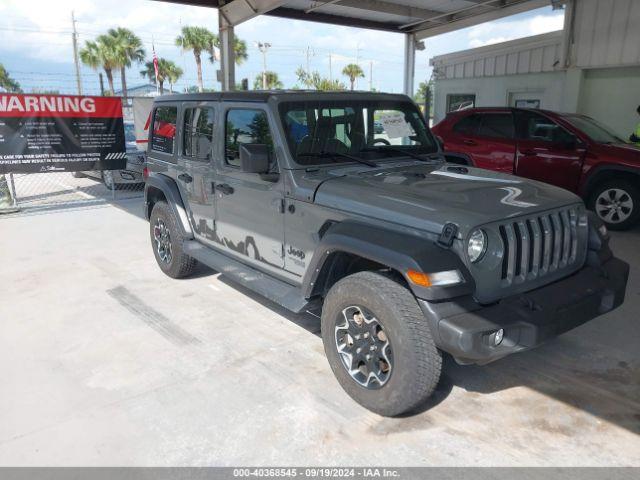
xmin=498 ymin=207 xmax=582 ymax=287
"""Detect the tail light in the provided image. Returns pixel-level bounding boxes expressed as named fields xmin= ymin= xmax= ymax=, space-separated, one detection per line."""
xmin=143 ymin=166 xmax=149 ymax=181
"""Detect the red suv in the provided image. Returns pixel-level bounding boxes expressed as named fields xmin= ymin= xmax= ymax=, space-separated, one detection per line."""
xmin=433 ymin=108 xmax=640 ymax=230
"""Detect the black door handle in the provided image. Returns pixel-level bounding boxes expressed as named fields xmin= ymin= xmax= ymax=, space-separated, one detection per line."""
xmin=520 ymin=149 xmax=537 ymax=156
xmin=216 ymin=183 xmax=234 ymax=195
xmin=463 ymin=139 xmax=477 ymax=146
xmin=178 ymin=173 xmax=193 ymax=183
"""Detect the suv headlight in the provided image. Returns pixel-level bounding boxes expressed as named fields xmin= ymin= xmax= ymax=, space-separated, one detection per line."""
xmin=468 ymin=229 xmax=487 ymax=263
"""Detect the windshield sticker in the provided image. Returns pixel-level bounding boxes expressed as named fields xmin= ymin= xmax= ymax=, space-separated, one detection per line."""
xmin=379 ymin=112 xmax=414 ymax=138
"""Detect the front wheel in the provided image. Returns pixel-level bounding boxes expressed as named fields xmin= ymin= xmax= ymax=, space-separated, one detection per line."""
xmin=102 ymin=170 xmax=118 ymax=191
xmin=321 ymin=271 xmax=442 ymax=417
xmin=149 ymin=201 xmax=198 ymax=278
xmin=589 ymin=180 xmax=640 ymax=230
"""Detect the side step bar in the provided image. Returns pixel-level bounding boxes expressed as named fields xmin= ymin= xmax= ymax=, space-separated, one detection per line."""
xmin=183 ymin=240 xmax=315 ymax=314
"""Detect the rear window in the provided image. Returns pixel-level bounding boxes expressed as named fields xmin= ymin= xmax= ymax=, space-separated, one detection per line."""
xmin=453 ymin=114 xmax=480 ymax=136
xmin=151 ymin=106 xmax=177 ymax=155
xmin=478 ymin=114 xmax=514 ymax=139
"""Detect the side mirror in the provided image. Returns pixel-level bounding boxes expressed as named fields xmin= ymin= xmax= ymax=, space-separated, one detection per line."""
xmin=239 ymin=143 xmax=269 ymax=174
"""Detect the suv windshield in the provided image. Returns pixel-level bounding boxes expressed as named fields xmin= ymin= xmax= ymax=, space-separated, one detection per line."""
xmin=563 ymin=115 xmax=625 ymax=144
xmin=279 ymin=100 xmax=437 ymax=166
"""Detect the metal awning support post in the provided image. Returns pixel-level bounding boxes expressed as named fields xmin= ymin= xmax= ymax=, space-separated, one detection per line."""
xmin=403 ymin=33 xmax=416 ymax=97
xmin=218 ymin=3 xmax=236 ymax=91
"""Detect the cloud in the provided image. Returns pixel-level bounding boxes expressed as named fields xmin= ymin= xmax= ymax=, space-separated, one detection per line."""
xmin=466 ymin=13 xmax=564 ymax=49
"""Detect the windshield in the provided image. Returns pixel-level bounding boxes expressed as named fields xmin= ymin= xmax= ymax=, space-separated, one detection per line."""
xmin=563 ymin=115 xmax=625 ymax=144
xmin=279 ymin=100 xmax=437 ymax=166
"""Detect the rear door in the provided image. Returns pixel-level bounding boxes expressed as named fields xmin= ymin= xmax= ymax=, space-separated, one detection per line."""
xmin=444 ymin=112 xmax=516 ymax=172
xmin=213 ymin=104 xmax=285 ymax=271
xmin=514 ymin=110 xmax=585 ymax=192
xmin=176 ymin=102 xmax=218 ymax=246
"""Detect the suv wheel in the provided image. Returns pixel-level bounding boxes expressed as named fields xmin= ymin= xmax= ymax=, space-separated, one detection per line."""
xmin=149 ymin=201 xmax=198 ymax=278
xmin=589 ymin=180 xmax=640 ymax=230
xmin=321 ymin=271 xmax=442 ymax=416
xmin=102 ymin=170 xmax=118 ymax=191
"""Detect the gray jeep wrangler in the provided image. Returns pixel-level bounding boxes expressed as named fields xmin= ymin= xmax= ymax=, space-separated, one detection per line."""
xmin=144 ymin=91 xmax=629 ymax=416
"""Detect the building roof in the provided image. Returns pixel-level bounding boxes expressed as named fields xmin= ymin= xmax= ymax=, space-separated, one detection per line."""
xmin=430 ymin=31 xmax=564 ymax=80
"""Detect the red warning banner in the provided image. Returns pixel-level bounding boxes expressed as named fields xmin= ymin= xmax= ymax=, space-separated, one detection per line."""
xmin=0 ymin=94 xmax=126 ymax=173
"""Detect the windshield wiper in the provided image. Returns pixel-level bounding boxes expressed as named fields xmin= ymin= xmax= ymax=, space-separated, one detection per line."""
xmin=297 ymin=151 xmax=379 ymax=168
xmin=360 ymin=147 xmax=443 ymax=163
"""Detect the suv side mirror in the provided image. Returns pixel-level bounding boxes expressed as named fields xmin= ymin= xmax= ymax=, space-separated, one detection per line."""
xmin=239 ymin=144 xmax=269 ymax=174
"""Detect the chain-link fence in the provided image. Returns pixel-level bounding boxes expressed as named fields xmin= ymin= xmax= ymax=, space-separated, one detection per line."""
xmin=0 ymin=170 xmax=144 ymax=217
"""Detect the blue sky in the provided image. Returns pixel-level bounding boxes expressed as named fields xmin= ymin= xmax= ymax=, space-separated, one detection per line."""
xmin=0 ymin=0 xmax=564 ymax=95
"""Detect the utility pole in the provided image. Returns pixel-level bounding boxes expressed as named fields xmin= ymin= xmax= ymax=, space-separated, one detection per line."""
xmin=369 ymin=60 xmax=373 ymax=91
xmin=71 ymin=11 xmax=82 ymax=95
xmin=256 ymin=42 xmax=271 ymax=89
xmin=328 ymin=54 xmax=332 ymax=82
xmin=305 ymin=46 xmax=315 ymax=76
xmin=355 ymin=44 xmax=361 ymax=89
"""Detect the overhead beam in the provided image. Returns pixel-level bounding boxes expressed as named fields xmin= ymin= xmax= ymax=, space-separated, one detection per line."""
xmin=412 ymin=0 xmax=550 ymax=39
xmin=263 ymin=7 xmax=402 ymax=32
xmin=315 ymin=0 xmax=446 ymax=22
xmin=219 ymin=0 xmax=286 ymax=26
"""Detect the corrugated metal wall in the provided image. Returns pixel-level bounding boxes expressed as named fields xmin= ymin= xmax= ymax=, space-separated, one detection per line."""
xmin=431 ymin=32 xmax=563 ymax=80
xmin=572 ymin=0 xmax=640 ymax=68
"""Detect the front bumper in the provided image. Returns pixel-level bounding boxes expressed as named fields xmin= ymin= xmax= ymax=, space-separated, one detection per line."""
xmin=418 ymin=256 xmax=629 ymax=364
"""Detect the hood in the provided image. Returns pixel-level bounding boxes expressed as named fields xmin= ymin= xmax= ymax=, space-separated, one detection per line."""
xmin=590 ymin=142 xmax=640 ymax=161
xmin=314 ymin=162 xmax=582 ymax=236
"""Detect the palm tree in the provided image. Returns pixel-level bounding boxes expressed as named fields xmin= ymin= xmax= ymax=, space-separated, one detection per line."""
xmin=342 ymin=63 xmax=364 ymax=91
xmin=0 ymin=63 xmax=21 ymax=92
xmin=79 ymin=35 xmax=119 ymax=95
xmin=253 ymin=71 xmax=282 ymax=90
xmin=165 ymin=63 xmax=184 ymax=93
xmin=176 ymin=26 xmax=216 ymax=92
xmin=141 ymin=58 xmax=181 ymax=95
xmin=107 ymin=28 xmax=145 ymax=98
xmin=296 ymin=67 xmax=345 ymax=91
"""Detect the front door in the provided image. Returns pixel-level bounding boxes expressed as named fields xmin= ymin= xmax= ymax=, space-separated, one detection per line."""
xmin=214 ymin=106 xmax=285 ymax=271
xmin=176 ymin=103 xmax=218 ymax=246
xmin=514 ymin=110 xmax=585 ymax=193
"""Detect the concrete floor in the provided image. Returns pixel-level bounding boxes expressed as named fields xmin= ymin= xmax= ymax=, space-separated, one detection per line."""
xmin=0 ymin=198 xmax=638 ymax=466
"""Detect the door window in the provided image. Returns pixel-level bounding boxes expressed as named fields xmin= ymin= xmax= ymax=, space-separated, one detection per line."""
xmin=517 ymin=111 xmax=575 ymax=144
xmin=478 ymin=114 xmax=514 ymax=139
xmin=183 ymin=107 xmax=215 ymax=161
xmin=151 ymin=106 xmax=178 ymax=156
xmin=225 ymin=109 xmax=273 ymax=167
xmin=453 ymin=114 xmax=481 ymax=136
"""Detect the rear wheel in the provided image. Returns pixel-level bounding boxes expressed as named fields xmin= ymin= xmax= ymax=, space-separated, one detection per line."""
xmin=102 ymin=170 xmax=118 ymax=190
xmin=149 ymin=201 xmax=198 ymax=278
xmin=321 ymin=271 xmax=442 ymax=416
xmin=589 ymin=180 xmax=640 ymax=230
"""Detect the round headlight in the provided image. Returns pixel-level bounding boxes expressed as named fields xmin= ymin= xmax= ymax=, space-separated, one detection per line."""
xmin=468 ymin=229 xmax=487 ymax=263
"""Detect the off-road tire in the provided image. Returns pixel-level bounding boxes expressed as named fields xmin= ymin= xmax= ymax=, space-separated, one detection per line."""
xmin=149 ymin=201 xmax=198 ymax=278
xmin=588 ymin=180 xmax=640 ymax=231
xmin=321 ymin=271 xmax=442 ymax=416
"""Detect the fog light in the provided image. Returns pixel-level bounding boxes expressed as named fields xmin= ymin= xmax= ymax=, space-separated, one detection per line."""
xmin=494 ymin=329 xmax=504 ymax=346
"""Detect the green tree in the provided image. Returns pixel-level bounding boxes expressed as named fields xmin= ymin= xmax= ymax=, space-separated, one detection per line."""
xmin=296 ymin=67 xmax=345 ymax=91
xmin=0 ymin=64 xmax=21 ymax=92
xmin=141 ymin=58 xmax=181 ymax=95
xmin=176 ymin=26 xmax=216 ymax=92
xmin=253 ymin=71 xmax=283 ymax=90
xmin=342 ymin=63 xmax=364 ymax=91
xmin=79 ymin=35 xmax=120 ymax=95
xmin=107 ymin=28 xmax=145 ymax=98
xmin=165 ymin=63 xmax=184 ymax=93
